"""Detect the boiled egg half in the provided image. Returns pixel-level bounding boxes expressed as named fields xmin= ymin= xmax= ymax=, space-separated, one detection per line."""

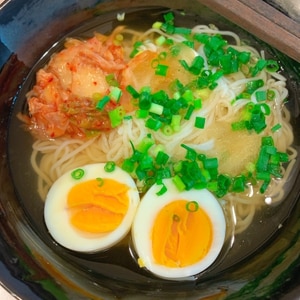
xmin=44 ymin=163 xmax=140 ymax=252
xmin=132 ymin=178 xmax=226 ymax=280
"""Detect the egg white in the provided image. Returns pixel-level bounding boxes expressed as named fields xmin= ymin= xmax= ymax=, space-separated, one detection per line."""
xmin=131 ymin=178 xmax=226 ymax=280
xmin=44 ymin=163 xmax=140 ymax=252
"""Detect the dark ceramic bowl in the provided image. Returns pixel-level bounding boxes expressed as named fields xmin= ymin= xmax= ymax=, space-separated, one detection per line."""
xmin=1 ymin=0 xmax=300 ymax=299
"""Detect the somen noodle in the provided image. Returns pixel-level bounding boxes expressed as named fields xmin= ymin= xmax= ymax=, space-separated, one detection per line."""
xmin=23 ymin=12 xmax=296 ymax=235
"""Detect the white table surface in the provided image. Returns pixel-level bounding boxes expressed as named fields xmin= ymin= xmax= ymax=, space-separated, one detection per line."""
xmin=0 ymin=285 xmax=15 ymax=300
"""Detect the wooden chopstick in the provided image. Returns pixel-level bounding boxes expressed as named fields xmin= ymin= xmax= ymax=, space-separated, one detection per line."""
xmin=197 ymin=0 xmax=300 ymax=62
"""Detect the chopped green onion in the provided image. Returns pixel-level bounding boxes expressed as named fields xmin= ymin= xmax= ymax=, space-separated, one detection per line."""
xmin=155 ymin=35 xmax=166 ymax=46
xmin=180 ymin=56 xmax=204 ymax=75
xmin=232 ymin=175 xmax=246 ymax=192
xmin=179 ymin=60 xmax=189 ymax=71
xmin=149 ymin=103 xmax=164 ymax=115
xmin=265 ymin=145 xmax=277 ymax=155
xmin=256 ymin=146 xmax=270 ymax=172
xmin=193 ymin=33 xmax=209 ymax=44
xmin=126 ymin=85 xmax=139 ymax=98
xmin=172 ymin=174 xmax=186 ymax=191
xmin=174 ymin=27 xmax=192 ymax=35
xmin=250 ymin=59 xmax=267 ymax=76
xmin=260 ymin=179 xmax=271 ymax=193
xmin=170 ymin=44 xmax=181 ymax=57
xmin=165 ymin=38 xmax=174 ymax=45
xmin=137 ymin=135 xmax=155 ymax=153
xmin=194 ymin=116 xmax=206 ymax=129
xmin=96 ymin=95 xmax=110 ymax=111
xmin=173 ymin=161 xmax=183 ymax=173
xmin=145 ymin=118 xmax=163 ymax=131
xmin=71 ymin=168 xmax=85 ymax=180
xmin=181 ymin=144 xmax=197 ymax=161
xmin=104 ymin=161 xmax=116 ymax=172
xmin=216 ymin=174 xmax=231 ymax=198
xmin=268 ymin=164 xmax=282 ymax=178
xmin=194 ymin=88 xmax=211 ymax=100
xmin=271 ymin=123 xmax=282 ymax=132
xmin=171 ymin=115 xmax=181 ymax=132
xmin=189 ymin=56 xmax=205 ymax=75
xmin=122 ymin=158 xmax=135 ymax=173
xmin=152 ymin=21 xmax=163 ymax=29
xmin=250 ymin=110 xmax=267 ymax=133
xmin=266 ymin=60 xmax=279 ymax=72
xmin=156 ymin=167 xmax=171 ymax=181
xmin=211 ymin=70 xmax=224 ymax=82
xmin=207 ymin=181 xmax=218 ymax=192
xmin=278 ymin=152 xmax=289 ymax=163
xmin=130 ymin=41 xmax=143 ymax=58
xmin=96 ymin=177 xmax=104 ymax=186
xmin=145 ymin=176 xmax=157 ymax=188
xmin=162 ymin=125 xmax=173 ymax=136
xmin=203 ymin=157 xmax=218 ymax=169
xmin=109 ymin=87 xmax=122 ymax=102
xmin=156 ymin=183 xmax=167 ymax=195
xmin=220 ymin=54 xmax=233 ymax=74
xmin=123 ymin=115 xmax=132 ymax=121
xmin=135 ymin=166 xmax=146 ymax=180
xmin=210 ymin=35 xmax=227 ymax=51
xmin=245 ymin=79 xmax=264 ymax=94
xmin=235 ymin=92 xmax=251 ymax=101
xmin=184 ymin=105 xmax=195 ymax=120
xmin=163 ymin=11 xmax=175 ymax=23
xmin=182 ymin=40 xmax=194 ymax=49
xmin=254 ymin=136 xmax=287 ymax=193
xmin=152 ymin=90 xmax=169 ymax=103
xmin=238 ymin=51 xmax=251 ymax=64
xmin=269 ymin=153 xmax=280 ymax=165
xmin=158 ymin=52 xmax=168 ymax=60
xmin=139 ymin=91 xmax=152 ymax=109
xmin=186 ymin=201 xmax=199 ymax=212
xmin=155 ymin=64 xmax=169 ymax=76
xmin=258 ymin=103 xmax=271 ymax=115
xmin=105 ymin=74 xmax=119 ymax=87
xmin=255 ymin=90 xmax=267 ymax=102
xmin=267 ymin=90 xmax=276 ymax=101
xmin=231 ymin=121 xmax=247 ymax=131
xmin=139 ymin=154 xmax=154 ymax=171
xmin=194 ymin=99 xmax=202 ymax=109
xmin=135 ymin=109 xmax=149 ymax=119
xmin=262 ymin=136 xmax=274 ymax=146
xmin=156 ymin=151 xmax=169 ymax=165
xmin=256 ymin=171 xmax=271 ymax=181
xmin=182 ymin=89 xmax=194 ymax=102
xmin=151 ymin=58 xmax=159 ymax=69
xmin=209 ymin=81 xmax=218 ymax=90
xmin=246 ymin=162 xmax=256 ymax=173
xmin=108 ymin=106 xmax=125 ymax=128
xmin=161 ymin=23 xmax=175 ymax=34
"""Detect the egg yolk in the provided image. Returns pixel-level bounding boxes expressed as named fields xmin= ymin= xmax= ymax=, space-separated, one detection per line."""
xmin=151 ymin=200 xmax=213 ymax=268
xmin=67 ymin=178 xmax=129 ymax=233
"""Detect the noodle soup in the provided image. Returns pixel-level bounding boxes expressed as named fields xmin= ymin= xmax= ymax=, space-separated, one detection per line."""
xmin=8 ymin=7 xmax=299 ymax=284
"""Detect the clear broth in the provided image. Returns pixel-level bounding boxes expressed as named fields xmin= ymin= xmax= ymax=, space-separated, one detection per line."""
xmin=7 ymin=7 xmax=300 ymax=290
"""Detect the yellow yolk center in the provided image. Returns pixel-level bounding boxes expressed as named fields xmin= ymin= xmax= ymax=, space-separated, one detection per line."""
xmin=67 ymin=178 xmax=129 ymax=233
xmin=152 ymin=200 xmax=213 ymax=268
